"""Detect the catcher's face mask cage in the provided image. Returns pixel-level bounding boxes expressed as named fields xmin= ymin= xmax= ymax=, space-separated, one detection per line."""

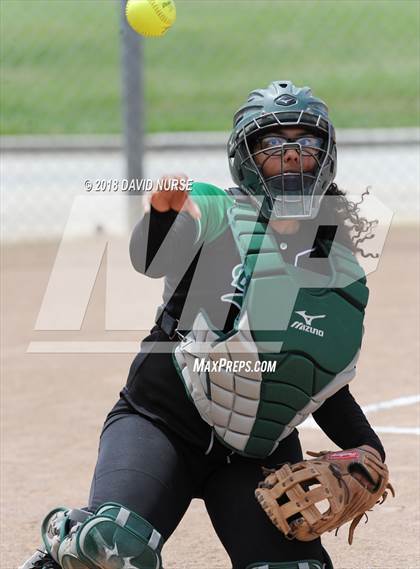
xmin=228 ymin=110 xmax=337 ymax=220
xmin=228 ymin=81 xmax=337 ymax=220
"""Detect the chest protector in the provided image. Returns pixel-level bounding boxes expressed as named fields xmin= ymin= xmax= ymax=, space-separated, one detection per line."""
xmin=173 ymin=201 xmax=369 ymax=458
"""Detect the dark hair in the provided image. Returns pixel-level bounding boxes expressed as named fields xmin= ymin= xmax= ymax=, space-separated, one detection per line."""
xmin=324 ymin=183 xmax=379 ymax=258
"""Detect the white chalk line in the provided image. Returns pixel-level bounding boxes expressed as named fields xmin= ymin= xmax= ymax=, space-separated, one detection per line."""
xmin=301 ymin=394 xmax=420 ymax=435
xmin=362 ymin=394 xmax=420 ymax=413
xmin=370 ymin=426 xmax=419 ymax=435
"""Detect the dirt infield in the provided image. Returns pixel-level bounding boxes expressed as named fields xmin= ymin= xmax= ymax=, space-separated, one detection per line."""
xmin=2 ymin=224 xmax=419 ymax=569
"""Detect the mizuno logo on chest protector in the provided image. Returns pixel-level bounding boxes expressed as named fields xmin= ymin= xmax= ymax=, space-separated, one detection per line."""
xmin=295 ymin=310 xmax=326 ymax=326
xmin=290 ymin=310 xmax=326 ymax=337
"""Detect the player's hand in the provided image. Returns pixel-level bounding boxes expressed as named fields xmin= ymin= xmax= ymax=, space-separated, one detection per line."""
xmin=144 ymin=174 xmax=201 ymax=219
xmin=352 ymin=445 xmax=383 ymax=490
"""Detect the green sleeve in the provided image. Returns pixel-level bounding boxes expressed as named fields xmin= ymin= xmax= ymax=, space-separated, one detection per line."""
xmin=189 ymin=182 xmax=234 ymax=244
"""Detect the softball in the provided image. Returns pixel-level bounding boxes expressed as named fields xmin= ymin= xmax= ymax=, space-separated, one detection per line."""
xmin=126 ymin=0 xmax=176 ymax=38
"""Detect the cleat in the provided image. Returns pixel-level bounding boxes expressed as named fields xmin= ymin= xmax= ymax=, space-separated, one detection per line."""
xmin=19 ymin=549 xmax=60 ymax=569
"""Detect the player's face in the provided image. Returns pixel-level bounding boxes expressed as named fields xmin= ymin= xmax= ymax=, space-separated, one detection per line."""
xmin=252 ymin=127 xmax=323 ymax=178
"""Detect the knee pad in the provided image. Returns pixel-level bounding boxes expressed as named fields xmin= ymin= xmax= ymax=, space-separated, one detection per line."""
xmin=246 ymin=562 xmax=324 ymax=569
xmin=42 ymin=503 xmax=163 ymax=569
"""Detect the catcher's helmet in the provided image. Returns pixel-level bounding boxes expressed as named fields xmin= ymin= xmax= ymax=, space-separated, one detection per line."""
xmin=228 ymin=80 xmax=337 ymax=220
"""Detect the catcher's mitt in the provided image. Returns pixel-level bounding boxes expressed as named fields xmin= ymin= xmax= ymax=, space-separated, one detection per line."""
xmin=255 ymin=445 xmax=395 ymax=544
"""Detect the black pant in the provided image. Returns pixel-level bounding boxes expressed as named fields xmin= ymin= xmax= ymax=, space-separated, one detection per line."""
xmin=88 ymin=400 xmax=327 ymax=569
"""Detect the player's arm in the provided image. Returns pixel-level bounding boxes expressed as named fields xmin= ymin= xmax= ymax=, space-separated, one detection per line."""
xmin=129 ymin=174 xmax=197 ymax=278
xmin=312 ymin=385 xmax=386 ymax=461
xmin=129 ymin=175 xmax=233 ymax=277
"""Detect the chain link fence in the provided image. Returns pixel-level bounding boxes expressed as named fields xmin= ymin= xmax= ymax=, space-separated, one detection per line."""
xmin=1 ymin=0 xmax=419 ymax=242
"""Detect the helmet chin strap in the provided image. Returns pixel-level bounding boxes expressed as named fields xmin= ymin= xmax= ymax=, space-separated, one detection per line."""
xmin=265 ymin=174 xmax=315 ymax=219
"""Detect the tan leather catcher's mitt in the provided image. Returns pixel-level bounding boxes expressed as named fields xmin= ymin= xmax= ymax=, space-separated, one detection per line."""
xmin=255 ymin=445 xmax=395 ymax=544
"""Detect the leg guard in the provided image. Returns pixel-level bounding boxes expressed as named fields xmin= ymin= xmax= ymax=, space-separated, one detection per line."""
xmin=18 ymin=549 xmax=60 ymax=569
xmin=246 ymin=562 xmax=324 ymax=569
xmin=42 ymin=503 xmax=164 ymax=569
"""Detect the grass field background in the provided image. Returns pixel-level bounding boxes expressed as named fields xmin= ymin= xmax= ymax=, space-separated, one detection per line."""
xmin=1 ymin=0 xmax=419 ymax=134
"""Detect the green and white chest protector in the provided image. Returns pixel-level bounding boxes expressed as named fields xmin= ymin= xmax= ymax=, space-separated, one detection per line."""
xmin=174 ymin=200 xmax=368 ymax=458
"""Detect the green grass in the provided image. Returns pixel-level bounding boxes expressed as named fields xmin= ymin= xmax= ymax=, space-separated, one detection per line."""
xmin=1 ymin=0 xmax=418 ymax=134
